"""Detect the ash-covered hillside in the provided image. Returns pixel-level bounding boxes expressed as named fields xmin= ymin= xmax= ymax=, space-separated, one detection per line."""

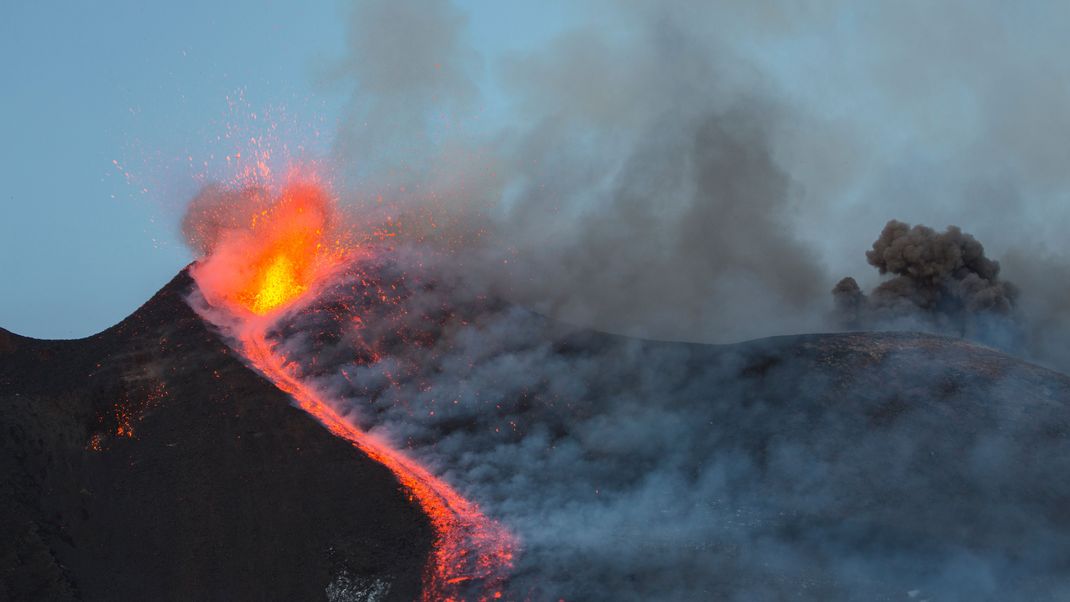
xmin=0 ymin=270 xmax=430 ymax=602
xmin=268 ymin=254 xmax=1070 ymax=601
xmin=4 ymin=262 xmax=1070 ymax=601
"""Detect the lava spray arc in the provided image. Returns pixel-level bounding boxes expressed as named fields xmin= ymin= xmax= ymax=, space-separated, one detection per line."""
xmin=185 ymin=170 xmax=516 ymax=601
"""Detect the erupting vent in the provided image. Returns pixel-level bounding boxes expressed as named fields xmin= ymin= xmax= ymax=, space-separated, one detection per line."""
xmin=186 ymin=170 xmax=516 ymax=601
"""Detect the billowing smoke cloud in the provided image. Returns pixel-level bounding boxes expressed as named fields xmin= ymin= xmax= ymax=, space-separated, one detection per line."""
xmin=321 ymin=0 xmax=833 ymax=344
xmin=313 ymin=0 xmax=1070 ymax=370
xmin=492 ymin=100 xmax=828 ymax=342
xmin=833 ymin=220 xmax=1021 ymax=347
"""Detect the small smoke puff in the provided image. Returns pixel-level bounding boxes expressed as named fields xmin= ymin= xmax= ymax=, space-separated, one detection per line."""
xmin=831 ymin=276 xmax=864 ymax=327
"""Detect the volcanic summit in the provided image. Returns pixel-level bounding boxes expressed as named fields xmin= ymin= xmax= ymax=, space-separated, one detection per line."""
xmin=0 ymin=268 xmax=433 ymax=601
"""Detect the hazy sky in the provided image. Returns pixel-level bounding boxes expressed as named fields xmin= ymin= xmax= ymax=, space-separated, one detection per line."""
xmin=5 ymin=1 xmax=1070 ymax=341
xmin=0 ymin=0 xmax=570 ymax=338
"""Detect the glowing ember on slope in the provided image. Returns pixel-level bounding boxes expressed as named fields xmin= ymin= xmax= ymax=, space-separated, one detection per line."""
xmin=185 ymin=170 xmax=516 ymax=600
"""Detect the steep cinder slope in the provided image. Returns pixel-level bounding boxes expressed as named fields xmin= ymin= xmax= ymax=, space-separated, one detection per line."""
xmin=0 ymin=271 xmax=431 ymax=602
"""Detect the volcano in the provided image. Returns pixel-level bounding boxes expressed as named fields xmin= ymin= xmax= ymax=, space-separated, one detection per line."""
xmin=4 ymin=263 xmax=1070 ymax=600
xmin=0 ymin=270 xmax=431 ymax=601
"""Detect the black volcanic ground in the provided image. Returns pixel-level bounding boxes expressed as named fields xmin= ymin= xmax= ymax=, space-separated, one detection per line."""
xmin=4 ymin=269 xmax=1070 ymax=600
xmin=0 ymin=272 xmax=430 ymax=601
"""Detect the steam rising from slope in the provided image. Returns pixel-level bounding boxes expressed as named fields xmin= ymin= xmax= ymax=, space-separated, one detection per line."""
xmin=494 ymin=102 xmax=828 ymax=342
xmin=264 ymin=247 xmax=1070 ymax=601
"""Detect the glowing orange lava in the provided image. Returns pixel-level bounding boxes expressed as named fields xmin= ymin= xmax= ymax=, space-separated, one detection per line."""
xmin=240 ymin=329 xmax=515 ymax=601
xmin=188 ymin=173 xmax=516 ymax=600
xmin=188 ymin=175 xmax=341 ymax=317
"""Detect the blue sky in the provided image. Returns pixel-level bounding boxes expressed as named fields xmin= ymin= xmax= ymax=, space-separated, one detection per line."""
xmin=0 ymin=0 xmax=571 ymax=337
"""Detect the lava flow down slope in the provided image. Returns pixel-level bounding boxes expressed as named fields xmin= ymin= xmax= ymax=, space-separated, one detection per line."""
xmin=181 ymin=172 xmax=517 ymax=602
xmin=5 ymin=169 xmax=1070 ymax=601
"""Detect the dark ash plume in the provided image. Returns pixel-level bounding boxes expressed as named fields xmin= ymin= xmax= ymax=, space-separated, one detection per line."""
xmin=833 ymin=220 xmax=1020 ymax=343
xmin=865 ymin=219 xmax=1016 ymax=313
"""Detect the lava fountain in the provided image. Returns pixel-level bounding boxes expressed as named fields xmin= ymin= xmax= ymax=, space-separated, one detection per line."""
xmin=185 ymin=170 xmax=516 ymax=601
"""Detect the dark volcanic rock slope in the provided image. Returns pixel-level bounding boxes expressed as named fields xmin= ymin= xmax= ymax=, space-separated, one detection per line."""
xmin=6 ymin=264 xmax=1070 ymax=601
xmin=0 ymin=271 xmax=431 ymax=602
xmin=271 ymin=254 xmax=1070 ymax=601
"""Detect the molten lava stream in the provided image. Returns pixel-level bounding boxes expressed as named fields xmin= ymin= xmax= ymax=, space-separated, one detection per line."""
xmin=186 ymin=174 xmax=514 ymax=599
xmin=239 ymin=327 xmax=516 ymax=601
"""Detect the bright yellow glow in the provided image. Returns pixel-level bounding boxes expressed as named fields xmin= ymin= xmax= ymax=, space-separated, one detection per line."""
xmin=250 ymin=254 xmax=307 ymax=314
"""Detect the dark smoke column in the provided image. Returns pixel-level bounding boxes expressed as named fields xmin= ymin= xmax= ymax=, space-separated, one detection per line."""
xmin=833 ymin=219 xmax=1020 ymax=343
